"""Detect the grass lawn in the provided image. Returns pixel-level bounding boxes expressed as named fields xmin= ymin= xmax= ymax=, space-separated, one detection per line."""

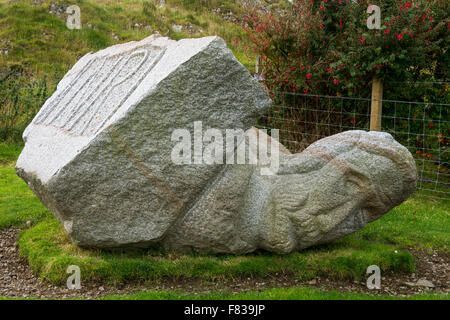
xmin=0 ymin=143 xmax=50 ymax=229
xmin=17 ymin=217 xmax=415 ymax=285
xmin=100 ymin=287 xmax=450 ymax=300
xmin=0 ymin=143 xmax=448 ymax=295
xmin=1 ymin=288 xmax=448 ymax=300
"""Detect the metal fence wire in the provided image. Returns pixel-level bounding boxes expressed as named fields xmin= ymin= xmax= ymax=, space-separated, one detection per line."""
xmin=1 ymin=84 xmax=449 ymax=200
xmin=257 ymin=92 xmax=449 ymax=201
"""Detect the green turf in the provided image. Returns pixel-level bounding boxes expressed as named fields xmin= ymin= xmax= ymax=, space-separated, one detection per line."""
xmin=0 ymin=144 xmax=50 ymax=229
xmin=101 ymin=287 xmax=449 ymax=300
xmin=17 ymin=217 xmax=415 ymax=285
xmin=355 ymin=196 xmax=449 ymax=252
xmin=0 ymin=143 xmax=23 ymax=164
xmin=0 ymin=143 xmax=448 ymax=298
xmin=0 ymin=288 xmax=447 ymax=300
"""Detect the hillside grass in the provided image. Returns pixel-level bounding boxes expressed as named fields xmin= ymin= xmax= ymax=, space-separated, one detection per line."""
xmin=0 ymin=0 xmax=256 ymax=142
xmin=0 ymin=0 xmax=253 ymax=82
xmin=1 ymin=144 xmax=448 ymax=288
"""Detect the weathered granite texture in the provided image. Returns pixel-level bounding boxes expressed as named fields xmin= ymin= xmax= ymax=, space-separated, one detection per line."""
xmin=16 ymin=35 xmax=417 ymax=253
xmin=163 ymin=129 xmax=417 ymax=253
xmin=16 ymin=35 xmax=271 ymax=248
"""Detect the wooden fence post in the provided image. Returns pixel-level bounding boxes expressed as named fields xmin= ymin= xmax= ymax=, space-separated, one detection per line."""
xmin=255 ymin=56 xmax=261 ymax=75
xmin=370 ymin=78 xmax=383 ymax=131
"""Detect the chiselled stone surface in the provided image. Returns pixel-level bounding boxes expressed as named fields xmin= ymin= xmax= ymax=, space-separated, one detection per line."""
xmin=162 ymin=129 xmax=417 ymax=254
xmin=17 ymin=35 xmax=417 ymax=254
xmin=16 ymin=35 xmax=272 ymax=248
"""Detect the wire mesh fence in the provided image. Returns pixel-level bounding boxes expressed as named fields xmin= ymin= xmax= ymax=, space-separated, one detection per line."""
xmin=1 ymin=83 xmax=449 ymax=200
xmin=258 ymin=92 xmax=449 ymax=201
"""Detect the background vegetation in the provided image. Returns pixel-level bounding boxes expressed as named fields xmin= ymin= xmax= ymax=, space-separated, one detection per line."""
xmin=0 ymin=0 xmax=255 ymax=142
xmin=244 ymin=0 xmax=449 ymax=178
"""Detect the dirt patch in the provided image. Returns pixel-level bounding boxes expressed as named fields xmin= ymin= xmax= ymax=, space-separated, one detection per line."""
xmin=0 ymin=228 xmax=448 ymax=299
xmin=307 ymin=247 xmax=449 ymax=297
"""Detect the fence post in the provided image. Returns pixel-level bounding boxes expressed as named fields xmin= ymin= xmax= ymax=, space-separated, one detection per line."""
xmin=255 ymin=56 xmax=261 ymax=75
xmin=370 ymin=78 xmax=383 ymax=131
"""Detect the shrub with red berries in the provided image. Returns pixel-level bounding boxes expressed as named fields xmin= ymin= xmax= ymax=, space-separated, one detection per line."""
xmin=242 ymin=0 xmax=449 ymax=99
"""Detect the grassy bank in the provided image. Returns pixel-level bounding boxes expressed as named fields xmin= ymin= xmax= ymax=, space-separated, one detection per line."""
xmin=2 ymin=144 xmax=448 ymax=287
xmin=0 ymin=0 xmax=255 ymax=141
xmin=17 ymin=217 xmax=415 ymax=285
xmin=0 ymin=0 xmax=252 ymax=81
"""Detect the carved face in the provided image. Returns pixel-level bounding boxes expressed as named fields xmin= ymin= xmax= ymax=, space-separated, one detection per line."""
xmin=260 ymin=131 xmax=417 ymax=253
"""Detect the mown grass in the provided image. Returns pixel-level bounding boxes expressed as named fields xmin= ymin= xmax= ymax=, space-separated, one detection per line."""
xmin=101 ymin=287 xmax=450 ymax=300
xmin=0 ymin=289 xmax=448 ymax=300
xmin=0 ymin=143 xmax=50 ymax=229
xmin=354 ymin=196 xmax=449 ymax=252
xmin=1 ymin=288 xmax=448 ymax=300
xmin=2 ymin=145 xmax=448 ymax=288
xmin=17 ymin=217 xmax=415 ymax=285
